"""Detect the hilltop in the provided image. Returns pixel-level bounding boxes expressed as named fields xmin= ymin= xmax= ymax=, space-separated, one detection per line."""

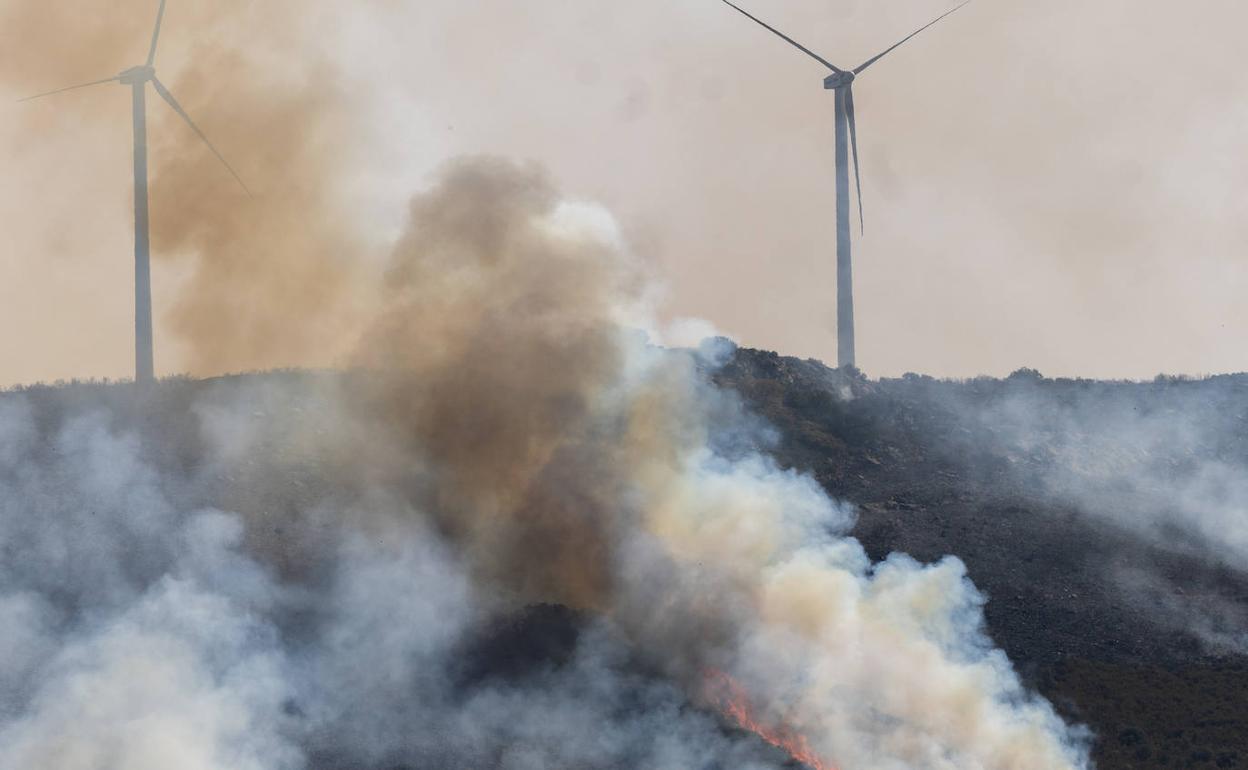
xmin=4 ymin=349 xmax=1247 ymax=770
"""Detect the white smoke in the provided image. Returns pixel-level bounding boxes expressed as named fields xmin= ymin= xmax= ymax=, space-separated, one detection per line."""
xmin=880 ymin=372 xmax=1248 ymax=655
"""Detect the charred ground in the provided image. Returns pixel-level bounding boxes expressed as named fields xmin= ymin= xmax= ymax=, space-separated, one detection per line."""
xmin=6 ymin=348 xmax=1247 ymax=770
xmin=714 ymin=347 xmax=1248 ymax=770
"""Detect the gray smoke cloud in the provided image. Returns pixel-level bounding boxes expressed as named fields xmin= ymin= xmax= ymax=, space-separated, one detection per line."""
xmin=0 ymin=159 xmax=1090 ymax=770
xmin=0 ymin=383 xmax=784 ymax=769
xmin=935 ymin=375 xmax=1248 ymax=565
xmin=881 ymin=371 xmax=1248 ymax=654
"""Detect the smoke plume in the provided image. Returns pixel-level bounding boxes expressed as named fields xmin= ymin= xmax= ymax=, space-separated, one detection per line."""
xmin=0 ymin=157 xmax=1089 ymax=769
xmin=2 ymin=2 xmax=1096 ymax=767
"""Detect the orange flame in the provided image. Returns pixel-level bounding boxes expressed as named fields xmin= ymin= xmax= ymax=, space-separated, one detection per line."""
xmin=703 ymin=669 xmax=836 ymax=770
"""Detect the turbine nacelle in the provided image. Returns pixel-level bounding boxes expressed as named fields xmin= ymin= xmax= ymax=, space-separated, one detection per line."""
xmin=118 ymin=65 xmax=156 ymax=85
xmin=823 ymin=71 xmax=855 ymax=90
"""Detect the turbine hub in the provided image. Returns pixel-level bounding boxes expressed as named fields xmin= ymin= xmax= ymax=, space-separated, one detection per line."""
xmin=823 ymin=71 xmax=855 ymax=90
xmin=118 ymin=65 xmax=155 ymax=85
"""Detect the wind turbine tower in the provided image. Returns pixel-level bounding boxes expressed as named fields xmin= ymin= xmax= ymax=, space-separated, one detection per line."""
xmin=721 ymin=0 xmax=969 ymax=369
xmin=20 ymin=0 xmax=250 ymax=384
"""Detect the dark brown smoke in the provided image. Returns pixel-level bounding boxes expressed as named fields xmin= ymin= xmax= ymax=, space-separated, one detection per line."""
xmin=149 ymin=45 xmax=367 ymax=373
xmin=354 ymin=157 xmax=638 ymax=609
xmin=145 ymin=4 xmax=369 ymax=374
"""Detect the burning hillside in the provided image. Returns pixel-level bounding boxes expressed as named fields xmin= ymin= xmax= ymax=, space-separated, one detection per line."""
xmin=715 ymin=350 xmax=1248 ymax=770
xmin=703 ymin=668 xmax=836 ymax=770
xmin=0 ymin=158 xmax=1092 ymax=770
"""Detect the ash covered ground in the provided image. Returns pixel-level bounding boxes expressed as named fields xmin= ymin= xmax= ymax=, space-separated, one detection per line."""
xmin=3 ymin=346 xmax=1244 ymax=770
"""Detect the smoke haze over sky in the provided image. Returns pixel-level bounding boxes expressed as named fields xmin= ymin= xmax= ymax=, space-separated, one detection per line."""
xmin=1 ymin=0 xmax=1245 ymax=385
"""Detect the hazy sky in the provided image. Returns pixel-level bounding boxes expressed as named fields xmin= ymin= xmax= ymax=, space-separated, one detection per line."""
xmin=1 ymin=0 xmax=1245 ymax=385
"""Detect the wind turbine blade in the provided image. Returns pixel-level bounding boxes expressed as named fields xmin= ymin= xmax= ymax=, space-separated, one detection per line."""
xmin=719 ymin=0 xmax=842 ymax=73
xmin=853 ymin=0 xmax=970 ymax=75
xmin=845 ymin=86 xmax=864 ymax=234
xmin=16 ymin=76 xmax=120 ymax=102
xmin=151 ymin=78 xmax=252 ymax=197
xmin=147 ymin=0 xmax=169 ymax=66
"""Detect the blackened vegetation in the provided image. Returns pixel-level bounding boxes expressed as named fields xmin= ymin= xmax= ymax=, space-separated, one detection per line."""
xmin=451 ymin=604 xmax=807 ymax=770
xmin=456 ymin=604 xmax=585 ymax=687
xmin=714 ymin=348 xmax=1248 ymax=770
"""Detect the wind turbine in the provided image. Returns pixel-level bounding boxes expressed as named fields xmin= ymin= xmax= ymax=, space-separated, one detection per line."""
xmin=720 ymin=0 xmax=969 ymax=369
xmin=19 ymin=0 xmax=250 ymax=384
